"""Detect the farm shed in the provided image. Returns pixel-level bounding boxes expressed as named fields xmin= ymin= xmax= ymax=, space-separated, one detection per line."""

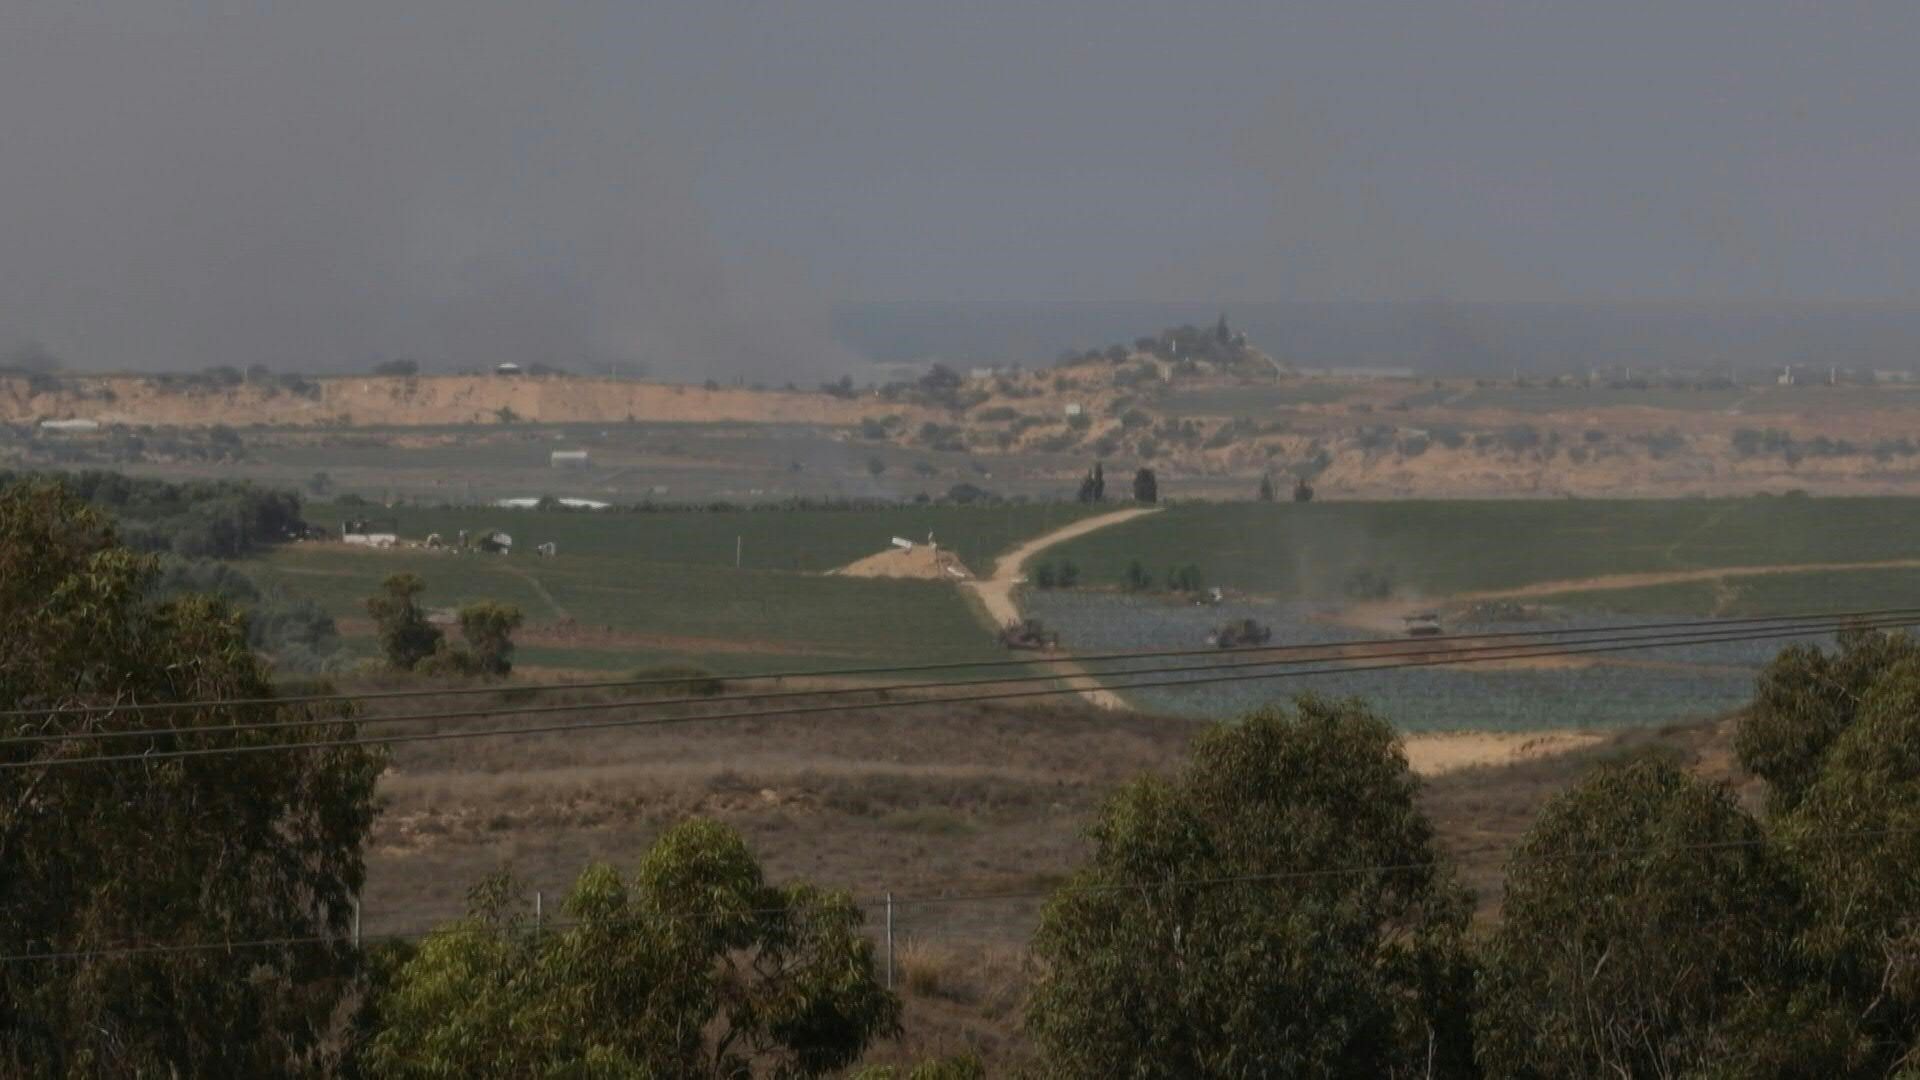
xmin=551 ymin=449 xmax=589 ymax=468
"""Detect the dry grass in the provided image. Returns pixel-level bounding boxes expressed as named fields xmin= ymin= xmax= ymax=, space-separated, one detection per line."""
xmin=1418 ymin=714 xmax=1753 ymax=921
xmin=357 ymin=683 xmax=1752 ymax=1070
xmin=361 ymin=696 xmax=1198 ymax=936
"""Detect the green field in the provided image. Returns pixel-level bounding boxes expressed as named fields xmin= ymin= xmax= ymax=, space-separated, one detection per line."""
xmin=1045 ymin=497 xmax=1920 ymax=602
xmin=303 ymin=501 xmax=1103 ymax=574
xmin=251 ymin=546 xmax=1000 ymax=675
xmin=1531 ymin=567 xmax=1920 ymax=618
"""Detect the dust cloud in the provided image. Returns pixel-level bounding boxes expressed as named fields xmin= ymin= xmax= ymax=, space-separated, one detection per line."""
xmin=0 ymin=5 xmax=856 ymax=382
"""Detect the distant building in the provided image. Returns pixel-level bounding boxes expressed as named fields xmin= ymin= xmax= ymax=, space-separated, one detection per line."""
xmin=495 ymin=362 xmax=523 ymax=376
xmin=37 ymin=418 xmax=100 ymax=432
xmin=1064 ymin=403 xmax=1084 ymax=417
xmin=550 ymin=449 xmax=590 ymax=468
xmin=1777 ymin=367 xmax=1796 ymax=386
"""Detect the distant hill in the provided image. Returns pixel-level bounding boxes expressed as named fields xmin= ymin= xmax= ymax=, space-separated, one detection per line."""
xmin=832 ymin=300 xmax=1920 ymax=376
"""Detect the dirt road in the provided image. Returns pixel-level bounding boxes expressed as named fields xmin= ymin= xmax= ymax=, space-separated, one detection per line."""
xmin=962 ymin=507 xmax=1161 ymax=709
xmin=1455 ymin=558 xmax=1920 ymax=602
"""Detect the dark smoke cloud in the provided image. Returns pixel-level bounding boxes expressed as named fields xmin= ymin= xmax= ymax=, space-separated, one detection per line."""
xmin=0 ymin=4 xmax=856 ymax=380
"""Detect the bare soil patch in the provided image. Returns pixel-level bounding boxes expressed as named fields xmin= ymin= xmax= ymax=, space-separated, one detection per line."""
xmin=831 ymin=544 xmax=975 ymax=581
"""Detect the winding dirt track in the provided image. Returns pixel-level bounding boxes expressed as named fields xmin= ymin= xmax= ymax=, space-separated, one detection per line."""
xmin=963 ymin=507 xmax=1162 ymax=709
xmin=1454 ymin=558 xmax=1920 ymax=602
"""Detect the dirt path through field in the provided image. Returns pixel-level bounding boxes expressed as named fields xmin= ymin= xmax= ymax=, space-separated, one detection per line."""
xmin=963 ymin=507 xmax=1162 ymax=709
xmin=1454 ymin=558 xmax=1920 ymax=602
xmin=502 ymin=563 xmax=569 ymax=620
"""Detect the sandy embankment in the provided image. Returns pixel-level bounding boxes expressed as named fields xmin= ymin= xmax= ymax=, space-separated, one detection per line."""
xmin=0 ymin=374 xmax=935 ymax=429
xmin=830 ymin=544 xmax=974 ymax=581
xmin=1401 ymin=730 xmax=1606 ymax=776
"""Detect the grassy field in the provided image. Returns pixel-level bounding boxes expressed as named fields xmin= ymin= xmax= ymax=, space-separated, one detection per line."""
xmin=1044 ymin=497 xmax=1920 ymax=600
xmin=251 ymin=544 xmax=1006 ymax=674
xmin=1532 ymin=567 xmax=1920 ymax=617
xmin=302 ymin=501 xmax=1103 ymax=573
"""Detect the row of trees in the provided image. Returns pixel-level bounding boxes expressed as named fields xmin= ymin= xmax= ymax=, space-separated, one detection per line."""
xmin=0 ymin=469 xmax=309 ymax=558
xmin=365 ymin=573 xmax=523 ymax=677
xmin=1031 ymin=636 xmax=1920 ymax=1075
xmin=1075 ymin=461 xmax=1158 ymax=503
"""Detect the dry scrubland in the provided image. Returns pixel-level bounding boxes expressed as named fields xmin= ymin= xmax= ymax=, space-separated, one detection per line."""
xmin=13 ymin=365 xmax=1920 ymax=501
xmin=359 ymin=689 xmax=1745 ymax=1069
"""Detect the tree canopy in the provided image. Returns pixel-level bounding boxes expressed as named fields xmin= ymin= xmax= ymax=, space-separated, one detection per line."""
xmin=369 ymin=820 xmax=900 ymax=1077
xmin=1776 ymin=656 xmax=1920 ymax=1072
xmin=366 ymin=573 xmax=443 ymax=671
xmin=1736 ymin=628 xmax=1920 ymax=812
xmin=1026 ymin=697 xmax=1473 ymax=1077
xmin=0 ymin=479 xmax=384 ymax=1075
xmin=1475 ymin=757 xmax=1813 ymax=1077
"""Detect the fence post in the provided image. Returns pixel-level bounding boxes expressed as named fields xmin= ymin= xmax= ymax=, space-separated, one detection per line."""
xmin=884 ymin=892 xmax=894 ymax=991
xmin=535 ymin=891 xmax=543 ymax=937
xmin=352 ymin=899 xmax=361 ymax=950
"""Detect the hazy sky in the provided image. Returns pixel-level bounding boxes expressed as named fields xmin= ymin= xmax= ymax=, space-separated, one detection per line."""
xmin=2 ymin=2 xmax=1916 ymax=376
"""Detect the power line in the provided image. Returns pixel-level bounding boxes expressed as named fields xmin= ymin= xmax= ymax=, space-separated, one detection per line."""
xmin=4 ymin=609 xmax=1893 ymax=748
xmin=6 ymin=606 xmax=1910 ymax=721
xmin=7 ymin=615 xmax=1909 ymax=770
xmin=6 ymin=826 xmax=1913 ymax=965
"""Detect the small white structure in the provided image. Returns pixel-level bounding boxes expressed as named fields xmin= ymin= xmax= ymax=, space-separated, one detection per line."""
xmin=495 ymin=362 xmax=523 ymax=376
xmin=1064 ymin=403 xmax=1084 ymax=417
xmin=341 ymin=518 xmax=399 ymax=548
xmin=891 ymin=537 xmax=915 ymax=552
xmin=37 ymin=418 xmax=99 ymax=432
xmin=493 ymin=496 xmax=611 ymax=511
xmin=551 ymin=449 xmax=589 ymax=468
xmin=1778 ymin=367 xmax=1796 ymax=387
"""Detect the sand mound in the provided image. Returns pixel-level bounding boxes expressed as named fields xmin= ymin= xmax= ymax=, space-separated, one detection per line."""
xmin=831 ymin=545 xmax=974 ymax=581
xmin=1402 ymin=730 xmax=1606 ymax=776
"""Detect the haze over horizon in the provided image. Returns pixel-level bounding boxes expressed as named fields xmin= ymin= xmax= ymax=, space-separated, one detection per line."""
xmin=3 ymin=3 xmax=1917 ymax=378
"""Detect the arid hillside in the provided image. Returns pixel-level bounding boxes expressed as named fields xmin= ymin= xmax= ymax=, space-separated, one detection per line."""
xmin=10 ymin=359 xmax=1920 ymax=498
xmin=1 ymin=373 xmax=932 ymax=429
